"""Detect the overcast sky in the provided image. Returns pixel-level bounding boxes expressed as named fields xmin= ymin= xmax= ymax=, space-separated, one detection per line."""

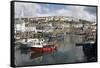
xmin=15 ymin=2 xmax=97 ymax=22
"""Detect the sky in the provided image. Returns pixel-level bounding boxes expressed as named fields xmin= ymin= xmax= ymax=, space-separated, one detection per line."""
xmin=15 ymin=2 xmax=97 ymax=22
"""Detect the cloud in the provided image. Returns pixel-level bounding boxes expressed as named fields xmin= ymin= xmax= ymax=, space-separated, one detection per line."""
xmin=15 ymin=2 xmax=96 ymax=22
xmin=15 ymin=2 xmax=41 ymax=18
xmin=56 ymin=6 xmax=96 ymax=22
xmin=84 ymin=7 xmax=96 ymax=16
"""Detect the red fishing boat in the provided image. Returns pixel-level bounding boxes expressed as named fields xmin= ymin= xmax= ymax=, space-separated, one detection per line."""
xmin=27 ymin=38 xmax=57 ymax=52
xmin=30 ymin=45 xmax=57 ymax=52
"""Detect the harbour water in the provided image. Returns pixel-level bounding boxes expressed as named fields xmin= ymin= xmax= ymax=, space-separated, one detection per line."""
xmin=15 ymin=34 xmax=93 ymax=66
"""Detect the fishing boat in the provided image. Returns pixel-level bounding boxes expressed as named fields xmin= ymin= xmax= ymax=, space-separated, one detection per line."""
xmin=28 ymin=38 xmax=57 ymax=52
xmin=75 ymin=35 xmax=97 ymax=61
xmin=76 ymin=40 xmax=95 ymax=47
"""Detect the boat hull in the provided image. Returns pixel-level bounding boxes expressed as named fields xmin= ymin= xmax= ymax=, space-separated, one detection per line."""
xmin=30 ymin=45 xmax=57 ymax=52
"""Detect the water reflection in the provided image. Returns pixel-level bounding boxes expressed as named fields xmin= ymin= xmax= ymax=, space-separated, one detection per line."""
xmin=15 ymin=34 xmax=96 ymax=66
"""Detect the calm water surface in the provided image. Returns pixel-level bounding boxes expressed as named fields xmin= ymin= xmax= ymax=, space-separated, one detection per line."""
xmin=15 ymin=34 xmax=87 ymax=66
